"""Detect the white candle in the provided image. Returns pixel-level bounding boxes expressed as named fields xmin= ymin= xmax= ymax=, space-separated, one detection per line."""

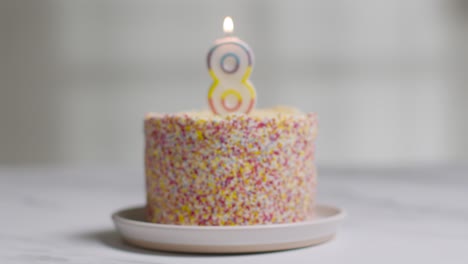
xmin=207 ymin=17 xmax=256 ymax=115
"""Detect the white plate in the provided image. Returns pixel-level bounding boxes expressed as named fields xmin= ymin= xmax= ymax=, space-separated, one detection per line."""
xmin=112 ymin=204 xmax=345 ymax=254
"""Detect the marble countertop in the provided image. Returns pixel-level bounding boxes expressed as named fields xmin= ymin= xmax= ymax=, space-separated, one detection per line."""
xmin=1 ymin=166 xmax=467 ymax=263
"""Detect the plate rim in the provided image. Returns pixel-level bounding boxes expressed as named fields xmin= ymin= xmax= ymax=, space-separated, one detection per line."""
xmin=112 ymin=203 xmax=346 ymax=231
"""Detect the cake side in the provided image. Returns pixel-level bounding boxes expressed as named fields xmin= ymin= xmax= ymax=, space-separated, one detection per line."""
xmin=144 ymin=107 xmax=318 ymax=225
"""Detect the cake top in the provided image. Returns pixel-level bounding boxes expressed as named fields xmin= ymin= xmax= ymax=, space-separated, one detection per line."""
xmin=145 ymin=106 xmax=315 ymax=122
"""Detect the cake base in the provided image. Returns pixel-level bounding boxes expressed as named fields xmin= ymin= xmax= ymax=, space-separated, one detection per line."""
xmin=112 ymin=204 xmax=345 ymax=254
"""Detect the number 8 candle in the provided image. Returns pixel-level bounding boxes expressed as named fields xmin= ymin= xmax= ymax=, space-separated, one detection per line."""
xmin=207 ymin=16 xmax=256 ymax=115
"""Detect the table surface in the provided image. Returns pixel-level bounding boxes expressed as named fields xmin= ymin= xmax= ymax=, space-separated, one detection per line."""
xmin=1 ymin=166 xmax=467 ymax=264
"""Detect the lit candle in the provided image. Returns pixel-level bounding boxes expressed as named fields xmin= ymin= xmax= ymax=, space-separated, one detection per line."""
xmin=207 ymin=16 xmax=256 ymax=115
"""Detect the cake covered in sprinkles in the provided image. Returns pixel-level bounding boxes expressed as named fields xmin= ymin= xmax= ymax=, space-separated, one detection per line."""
xmin=144 ymin=106 xmax=318 ymax=225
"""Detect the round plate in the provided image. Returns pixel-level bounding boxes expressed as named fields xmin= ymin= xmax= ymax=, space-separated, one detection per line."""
xmin=112 ymin=204 xmax=345 ymax=254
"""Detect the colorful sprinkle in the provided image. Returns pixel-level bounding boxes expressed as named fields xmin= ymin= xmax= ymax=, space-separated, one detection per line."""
xmin=144 ymin=107 xmax=318 ymax=225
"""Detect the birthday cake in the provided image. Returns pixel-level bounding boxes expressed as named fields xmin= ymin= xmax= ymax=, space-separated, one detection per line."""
xmin=144 ymin=107 xmax=318 ymax=225
xmin=144 ymin=17 xmax=318 ymax=226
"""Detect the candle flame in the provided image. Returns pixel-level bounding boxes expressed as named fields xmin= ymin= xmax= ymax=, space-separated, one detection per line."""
xmin=223 ymin=16 xmax=234 ymax=34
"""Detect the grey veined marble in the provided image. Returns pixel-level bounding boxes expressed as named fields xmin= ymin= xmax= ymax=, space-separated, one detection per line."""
xmin=0 ymin=166 xmax=467 ymax=264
